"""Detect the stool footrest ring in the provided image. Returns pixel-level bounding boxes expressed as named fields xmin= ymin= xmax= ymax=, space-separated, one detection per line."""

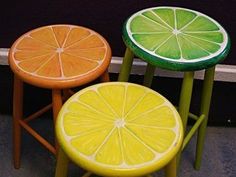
xmin=19 ymin=120 xmax=56 ymax=154
xmin=182 ymin=114 xmax=205 ymax=150
xmin=175 ymin=106 xmax=199 ymax=121
xmin=24 ymin=104 xmax=53 ymax=123
xmin=24 ymin=93 xmax=70 ymax=123
xmin=188 ymin=112 xmax=199 ymax=121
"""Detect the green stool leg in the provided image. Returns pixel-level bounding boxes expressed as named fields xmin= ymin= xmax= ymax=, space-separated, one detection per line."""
xmin=194 ymin=66 xmax=215 ymax=170
xmin=143 ymin=63 xmax=156 ymax=87
xmin=55 ymin=148 xmax=69 ymax=177
xmin=165 ymin=157 xmax=177 ymax=177
xmin=178 ymin=72 xmax=195 ymax=132
xmin=177 ymin=72 xmax=194 ymax=167
xmin=118 ymin=47 xmax=134 ymax=82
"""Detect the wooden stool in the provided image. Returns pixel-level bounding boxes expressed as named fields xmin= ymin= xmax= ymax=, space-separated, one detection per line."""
xmin=118 ymin=6 xmax=230 ymax=169
xmin=55 ymin=82 xmax=183 ymax=177
xmin=8 ymin=24 xmax=112 ymax=169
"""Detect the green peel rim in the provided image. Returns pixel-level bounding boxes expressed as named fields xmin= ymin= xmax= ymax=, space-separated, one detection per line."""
xmin=123 ymin=6 xmax=231 ymax=71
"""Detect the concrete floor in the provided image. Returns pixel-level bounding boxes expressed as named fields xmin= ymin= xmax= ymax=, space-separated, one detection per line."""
xmin=0 ymin=114 xmax=236 ymax=177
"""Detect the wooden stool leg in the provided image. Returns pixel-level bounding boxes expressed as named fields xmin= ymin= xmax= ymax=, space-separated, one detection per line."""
xmin=118 ymin=47 xmax=134 ymax=82
xmin=52 ymin=89 xmax=63 ymax=152
xmin=177 ymin=72 xmax=194 ymax=167
xmin=55 ymin=148 xmax=69 ymax=177
xmin=165 ymin=157 xmax=177 ymax=177
xmin=13 ymin=75 xmax=23 ymax=169
xmin=100 ymin=69 xmax=110 ymax=82
xmin=143 ymin=63 xmax=156 ymax=87
xmin=195 ymin=66 xmax=215 ymax=170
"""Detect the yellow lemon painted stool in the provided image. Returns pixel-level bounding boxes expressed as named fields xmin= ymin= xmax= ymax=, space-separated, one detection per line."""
xmin=8 ymin=24 xmax=112 ymax=169
xmin=55 ymin=82 xmax=183 ymax=177
xmin=118 ymin=6 xmax=230 ymax=169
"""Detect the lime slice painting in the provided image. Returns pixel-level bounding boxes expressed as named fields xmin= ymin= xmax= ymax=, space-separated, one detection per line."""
xmin=56 ymin=82 xmax=183 ymax=176
xmin=124 ymin=7 xmax=230 ymax=70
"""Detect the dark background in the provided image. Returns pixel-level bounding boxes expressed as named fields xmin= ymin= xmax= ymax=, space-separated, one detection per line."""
xmin=0 ymin=1 xmax=235 ymax=126
xmin=0 ymin=0 xmax=235 ymax=64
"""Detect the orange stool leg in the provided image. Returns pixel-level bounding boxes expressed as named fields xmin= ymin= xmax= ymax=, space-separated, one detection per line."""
xmin=13 ymin=75 xmax=23 ymax=169
xmin=100 ymin=69 xmax=110 ymax=82
xmin=52 ymin=89 xmax=63 ymax=152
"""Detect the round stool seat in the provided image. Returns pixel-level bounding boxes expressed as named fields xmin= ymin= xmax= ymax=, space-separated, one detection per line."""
xmin=123 ymin=6 xmax=230 ymax=71
xmin=56 ymin=82 xmax=183 ymax=176
xmin=9 ymin=24 xmax=111 ymax=89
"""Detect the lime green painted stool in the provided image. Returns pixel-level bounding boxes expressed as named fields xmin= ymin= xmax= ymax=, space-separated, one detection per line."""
xmin=118 ymin=6 xmax=230 ymax=169
xmin=55 ymin=82 xmax=183 ymax=177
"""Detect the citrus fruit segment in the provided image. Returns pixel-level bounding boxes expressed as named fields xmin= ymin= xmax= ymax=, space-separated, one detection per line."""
xmin=124 ymin=6 xmax=230 ymax=70
xmin=95 ymin=128 xmax=123 ymax=165
xmin=152 ymin=8 xmax=175 ymax=29
xmin=30 ymin=27 xmax=59 ymax=48
xmin=126 ymin=125 xmax=175 ymax=153
xmin=130 ymin=15 xmax=170 ymax=32
xmin=71 ymin=125 xmax=114 ymax=156
xmin=14 ymin=50 xmax=54 ymax=60
xmin=176 ymin=9 xmax=197 ymax=30
xmin=132 ymin=33 xmax=172 ymax=51
xmin=18 ymin=53 xmax=55 ymax=73
xmin=60 ymin=53 xmax=98 ymax=77
xmin=9 ymin=24 xmax=111 ymax=88
xmin=155 ymin=35 xmax=180 ymax=59
xmin=120 ymin=127 xmax=155 ymax=165
xmin=56 ymin=82 xmax=183 ymax=176
xmin=66 ymin=34 xmax=104 ymax=49
xmin=52 ymin=26 xmax=70 ymax=47
xmin=64 ymin=28 xmax=91 ymax=47
xmin=37 ymin=54 xmax=61 ymax=77
xmin=16 ymin=36 xmax=55 ymax=50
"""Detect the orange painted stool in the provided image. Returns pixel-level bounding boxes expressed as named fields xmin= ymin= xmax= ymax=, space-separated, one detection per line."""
xmin=8 ymin=24 xmax=112 ymax=169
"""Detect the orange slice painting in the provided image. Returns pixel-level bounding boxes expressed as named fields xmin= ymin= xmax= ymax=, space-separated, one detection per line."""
xmin=9 ymin=24 xmax=111 ymax=88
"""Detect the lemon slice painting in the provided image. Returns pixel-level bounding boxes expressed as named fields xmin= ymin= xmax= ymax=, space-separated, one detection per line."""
xmin=56 ymin=82 xmax=183 ymax=176
xmin=123 ymin=7 xmax=230 ymax=70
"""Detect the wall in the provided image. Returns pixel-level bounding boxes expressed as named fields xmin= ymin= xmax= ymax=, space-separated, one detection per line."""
xmin=1 ymin=0 xmax=235 ymax=65
xmin=0 ymin=1 xmax=235 ymax=126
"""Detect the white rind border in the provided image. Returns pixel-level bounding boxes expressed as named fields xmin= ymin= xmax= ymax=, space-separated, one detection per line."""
xmin=1 ymin=48 xmax=236 ymax=82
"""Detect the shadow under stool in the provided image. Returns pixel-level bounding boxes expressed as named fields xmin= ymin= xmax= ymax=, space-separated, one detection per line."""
xmin=118 ymin=6 xmax=230 ymax=170
xmin=8 ymin=24 xmax=112 ymax=169
xmin=55 ymin=82 xmax=183 ymax=177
